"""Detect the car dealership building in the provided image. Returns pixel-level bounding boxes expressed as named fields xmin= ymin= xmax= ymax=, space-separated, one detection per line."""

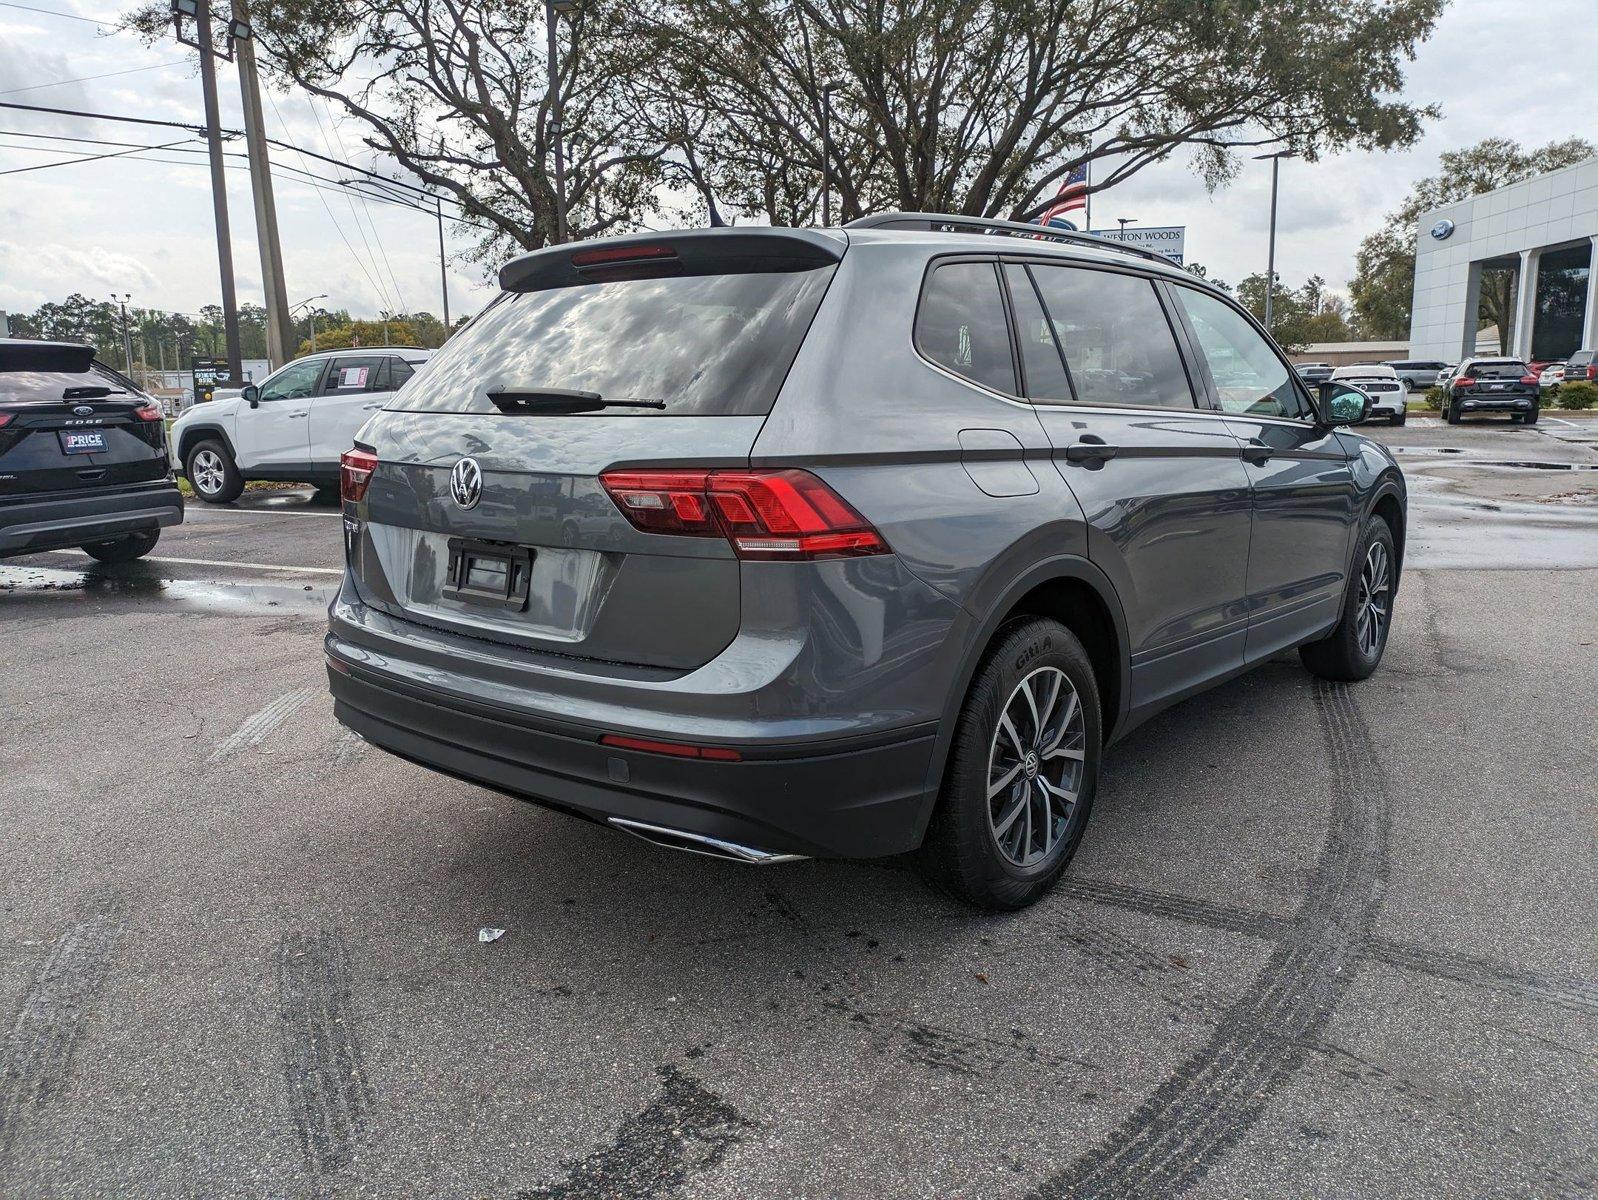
xmin=1408 ymin=156 xmax=1598 ymax=363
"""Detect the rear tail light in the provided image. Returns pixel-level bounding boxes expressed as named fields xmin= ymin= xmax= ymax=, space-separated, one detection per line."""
xmin=134 ymin=402 xmax=164 ymax=421
xmin=1587 ymin=364 xmax=1597 ymax=381
xmin=0 ymin=412 xmax=12 ymax=428
xmin=340 ymin=448 xmax=378 ymax=502
xmin=599 ymin=733 xmax=742 ymax=761
xmin=600 ymin=467 xmax=889 ymax=561
xmin=1520 ymin=374 xmax=1540 ymax=385
xmin=1454 ymin=376 xmax=1475 ymax=388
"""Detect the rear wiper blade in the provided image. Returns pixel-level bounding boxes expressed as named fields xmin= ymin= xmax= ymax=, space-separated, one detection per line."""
xmin=62 ymin=386 xmax=125 ymax=399
xmin=485 ymin=387 xmax=667 ymax=414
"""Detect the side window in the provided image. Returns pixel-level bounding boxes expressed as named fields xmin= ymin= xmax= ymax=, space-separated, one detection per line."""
xmin=1003 ymin=265 xmax=1073 ymax=402
xmin=915 ymin=260 xmax=1017 ymax=394
xmin=259 ymin=358 xmax=324 ymax=402
xmin=387 ymin=359 xmax=416 ymax=390
xmin=320 ymin=356 xmax=386 ymax=396
xmin=1028 ymin=265 xmax=1194 ymax=408
xmin=1172 ymin=287 xmax=1307 ymax=418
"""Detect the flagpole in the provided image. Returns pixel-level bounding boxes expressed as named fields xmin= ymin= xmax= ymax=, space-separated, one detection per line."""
xmin=1085 ymin=160 xmax=1092 ymax=233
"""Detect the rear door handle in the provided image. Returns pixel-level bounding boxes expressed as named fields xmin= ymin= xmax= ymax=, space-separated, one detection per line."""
xmin=1063 ymin=439 xmax=1118 ymax=463
xmin=1241 ymin=440 xmax=1272 ymax=464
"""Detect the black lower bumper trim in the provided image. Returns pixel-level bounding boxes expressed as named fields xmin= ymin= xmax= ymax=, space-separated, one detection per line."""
xmin=329 ymin=661 xmax=937 ymax=860
xmin=0 ymin=482 xmax=183 ymax=555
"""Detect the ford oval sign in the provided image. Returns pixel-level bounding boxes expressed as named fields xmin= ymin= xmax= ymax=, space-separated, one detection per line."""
xmin=1430 ymin=218 xmax=1456 ymax=241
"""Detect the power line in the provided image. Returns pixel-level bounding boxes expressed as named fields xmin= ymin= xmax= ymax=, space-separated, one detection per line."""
xmin=0 ymin=136 xmax=191 ymax=175
xmin=0 ymin=1 xmax=118 ymax=27
xmin=0 ymin=61 xmax=185 ymax=96
xmin=311 ymin=93 xmax=407 ymax=315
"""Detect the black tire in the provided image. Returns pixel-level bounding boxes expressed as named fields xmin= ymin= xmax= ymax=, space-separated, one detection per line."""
xmin=1299 ymin=519 xmax=1396 ymax=683
xmin=1392 ymin=411 xmax=1406 ymax=427
xmin=80 ymin=529 xmax=159 ymax=563
xmin=185 ymin=439 xmax=244 ymax=504
xmin=1523 ymin=406 xmax=1539 ymax=426
xmin=1445 ymin=400 xmax=1461 ymax=425
xmin=922 ymin=617 xmax=1102 ymax=910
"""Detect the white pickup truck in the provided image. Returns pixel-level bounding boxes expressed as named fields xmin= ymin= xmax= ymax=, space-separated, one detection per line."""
xmin=169 ymin=347 xmax=432 ymax=503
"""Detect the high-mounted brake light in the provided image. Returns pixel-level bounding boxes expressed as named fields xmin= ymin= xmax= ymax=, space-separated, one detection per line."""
xmin=340 ymin=447 xmax=378 ymax=503
xmin=571 ymin=244 xmax=677 ymax=267
xmin=134 ymin=402 xmax=164 ymax=421
xmin=599 ymin=734 xmax=742 ymax=761
xmin=599 ymin=468 xmax=889 ymax=561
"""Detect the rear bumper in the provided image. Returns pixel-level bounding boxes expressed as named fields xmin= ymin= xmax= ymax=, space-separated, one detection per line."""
xmin=0 ymin=480 xmax=183 ymax=556
xmin=1458 ymin=394 xmax=1535 ymax=411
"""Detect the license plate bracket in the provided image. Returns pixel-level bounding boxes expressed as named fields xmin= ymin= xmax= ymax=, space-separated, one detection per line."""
xmin=59 ymin=430 xmax=106 ymax=454
xmin=444 ymin=537 xmax=532 ymax=611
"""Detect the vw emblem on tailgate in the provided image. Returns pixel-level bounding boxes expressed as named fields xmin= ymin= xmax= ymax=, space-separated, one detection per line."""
xmin=450 ymin=457 xmax=483 ymax=510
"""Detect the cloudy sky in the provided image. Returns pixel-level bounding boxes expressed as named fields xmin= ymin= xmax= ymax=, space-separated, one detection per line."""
xmin=1 ymin=0 xmax=1594 ymax=327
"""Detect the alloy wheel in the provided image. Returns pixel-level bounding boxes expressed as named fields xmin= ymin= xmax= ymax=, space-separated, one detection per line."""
xmin=986 ymin=666 xmax=1087 ymax=867
xmin=191 ymin=449 xmax=225 ymax=496
xmin=1355 ymin=540 xmax=1391 ymax=658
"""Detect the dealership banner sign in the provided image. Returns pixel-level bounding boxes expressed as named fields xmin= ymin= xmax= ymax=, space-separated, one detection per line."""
xmin=1089 ymin=226 xmax=1186 ymax=265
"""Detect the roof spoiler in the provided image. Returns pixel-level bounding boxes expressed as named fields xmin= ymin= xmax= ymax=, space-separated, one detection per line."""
xmin=0 ymin=339 xmax=96 ymax=373
xmin=498 ymin=229 xmax=845 ymax=293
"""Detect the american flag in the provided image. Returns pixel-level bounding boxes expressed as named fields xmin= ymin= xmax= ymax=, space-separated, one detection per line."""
xmin=1037 ymin=163 xmax=1090 ymax=223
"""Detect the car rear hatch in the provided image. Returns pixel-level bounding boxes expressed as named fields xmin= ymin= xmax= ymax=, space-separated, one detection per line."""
xmin=1462 ymin=361 xmax=1538 ymax=398
xmin=344 ymin=229 xmax=844 ymax=672
xmin=0 ymin=342 xmax=168 ymax=500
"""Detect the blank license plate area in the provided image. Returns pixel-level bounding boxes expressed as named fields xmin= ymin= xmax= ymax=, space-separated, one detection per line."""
xmin=444 ymin=538 xmax=532 ymax=611
xmin=60 ymin=430 xmax=106 ymax=454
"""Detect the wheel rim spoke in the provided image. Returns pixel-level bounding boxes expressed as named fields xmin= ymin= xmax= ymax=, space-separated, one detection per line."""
xmin=987 ymin=761 xmax=1023 ymax=800
xmin=986 ymin=665 xmax=1088 ymax=868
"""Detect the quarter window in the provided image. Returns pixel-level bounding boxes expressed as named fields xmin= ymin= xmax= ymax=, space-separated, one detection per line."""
xmin=1171 ymin=287 xmax=1306 ymax=418
xmin=1027 ymin=265 xmax=1194 ymax=408
xmin=915 ymin=260 xmax=1017 ymax=394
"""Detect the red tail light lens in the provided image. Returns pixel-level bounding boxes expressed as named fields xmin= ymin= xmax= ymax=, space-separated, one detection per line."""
xmin=134 ymin=402 xmax=164 ymax=421
xmin=1587 ymin=364 xmax=1597 ymax=381
xmin=600 ymin=468 xmax=889 ymax=560
xmin=1520 ymin=374 xmax=1540 ymax=385
xmin=1454 ymin=376 xmax=1475 ymax=389
xmin=340 ymin=448 xmax=378 ymax=502
xmin=0 ymin=412 xmax=13 ymax=428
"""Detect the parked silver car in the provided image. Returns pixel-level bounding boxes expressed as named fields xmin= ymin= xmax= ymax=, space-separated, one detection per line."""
xmin=325 ymin=216 xmax=1406 ymax=909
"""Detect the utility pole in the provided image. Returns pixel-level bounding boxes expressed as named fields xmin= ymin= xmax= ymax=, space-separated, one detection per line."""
xmin=177 ymin=0 xmax=245 ymax=384
xmin=435 ymin=197 xmax=450 ymax=327
xmin=819 ymin=82 xmax=840 ymax=227
xmin=1255 ymin=150 xmax=1297 ymax=333
xmin=292 ymin=295 xmax=326 ymax=354
xmin=113 ymin=293 xmax=134 ymax=374
xmin=545 ymin=0 xmax=573 ymax=243
xmin=231 ymin=1 xmax=293 ymax=368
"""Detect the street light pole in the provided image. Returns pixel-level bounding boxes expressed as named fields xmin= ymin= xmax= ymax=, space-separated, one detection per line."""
xmin=1115 ymin=217 xmax=1135 ymax=239
xmin=545 ymin=0 xmax=574 ymax=244
xmin=292 ymin=295 xmax=327 ymax=355
xmin=819 ymin=82 xmax=840 ymax=227
xmin=112 ymin=293 xmax=133 ymax=374
xmin=1255 ymin=150 xmax=1297 ymax=333
xmin=435 ymin=197 xmax=450 ymax=328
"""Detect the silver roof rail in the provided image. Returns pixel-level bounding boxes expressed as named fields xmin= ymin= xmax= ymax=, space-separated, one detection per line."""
xmin=844 ymin=211 xmax=1174 ymax=268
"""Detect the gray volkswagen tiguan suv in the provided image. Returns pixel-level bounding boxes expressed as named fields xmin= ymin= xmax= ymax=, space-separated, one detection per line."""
xmin=326 ymin=215 xmax=1405 ymax=909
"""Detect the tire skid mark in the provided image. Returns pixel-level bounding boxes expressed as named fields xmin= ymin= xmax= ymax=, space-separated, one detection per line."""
xmin=1032 ymin=682 xmax=1390 ymax=1199
xmin=0 ymin=909 xmax=124 ymax=1162
xmin=517 ymin=1064 xmax=755 ymax=1200
xmin=1061 ymin=879 xmax=1598 ymax=1016
xmin=207 ymin=687 xmax=316 ymax=765
xmin=277 ymin=929 xmax=374 ymax=1182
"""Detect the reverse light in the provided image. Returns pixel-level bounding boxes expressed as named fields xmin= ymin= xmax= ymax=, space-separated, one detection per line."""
xmin=599 ymin=734 xmax=742 ymax=761
xmin=340 ymin=447 xmax=378 ymax=503
xmin=599 ymin=468 xmax=889 ymax=561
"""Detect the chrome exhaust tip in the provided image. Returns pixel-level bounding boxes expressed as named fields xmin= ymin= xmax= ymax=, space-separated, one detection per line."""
xmin=607 ymin=818 xmax=807 ymax=865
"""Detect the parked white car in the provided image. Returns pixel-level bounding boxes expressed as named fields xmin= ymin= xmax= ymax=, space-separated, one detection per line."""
xmin=169 ymin=347 xmax=432 ymax=503
xmin=1538 ymin=363 xmax=1566 ymax=391
xmin=1330 ymin=364 xmax=1407 ymax=426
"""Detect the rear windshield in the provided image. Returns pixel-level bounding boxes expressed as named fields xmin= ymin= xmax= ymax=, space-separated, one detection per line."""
xmin=1472 ymin=361 xmax=1528 ymax=379
xmin=393 ymin=267 xmax=836 ymax=416
xmin=0 ymin=363 xmax=139 ymax=404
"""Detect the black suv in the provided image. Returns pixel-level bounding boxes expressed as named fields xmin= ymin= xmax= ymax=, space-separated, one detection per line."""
xmin=0 ymin=340 xmax=183 ymax=563
xmin=1442 ymin=358 xmax=1541 ymax=424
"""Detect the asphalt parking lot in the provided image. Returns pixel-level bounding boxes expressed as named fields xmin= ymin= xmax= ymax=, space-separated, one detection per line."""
xmin=2 ymin=417 xmax=1595 ymax=1198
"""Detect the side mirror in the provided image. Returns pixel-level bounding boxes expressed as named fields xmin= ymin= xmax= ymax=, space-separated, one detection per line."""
xmin=1316 ymin=381 xmax=1370 ymax=427
xmin=242 ymin=384 xmax=261 ymax=408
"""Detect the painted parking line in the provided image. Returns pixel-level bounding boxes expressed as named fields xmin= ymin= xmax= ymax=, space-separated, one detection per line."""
xmin=45 ymin=550 xmax=343 ymax=576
